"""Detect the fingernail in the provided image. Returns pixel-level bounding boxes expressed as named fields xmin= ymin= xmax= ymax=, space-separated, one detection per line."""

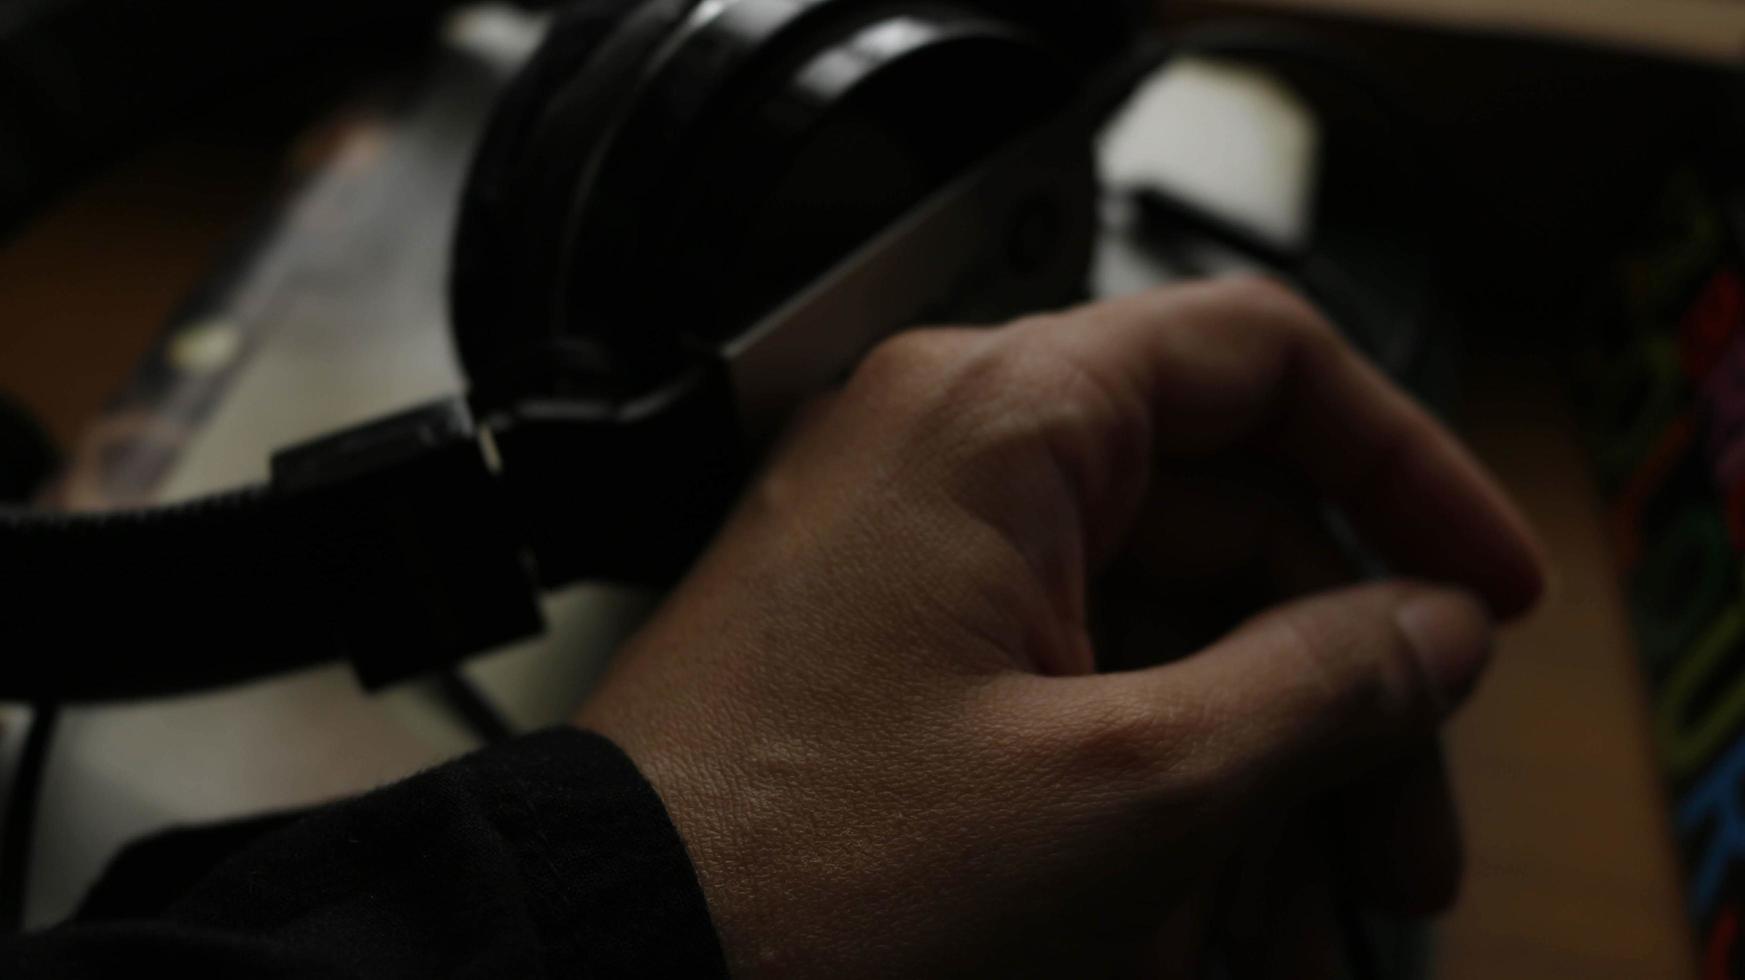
xmin=1395 ymin=590 xmax=1494 ymax=714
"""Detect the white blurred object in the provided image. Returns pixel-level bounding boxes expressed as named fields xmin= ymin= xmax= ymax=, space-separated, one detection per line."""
xmin=1101 ymin=56 xmax=1318 ymax=252
xmin=1093 ymin=57 xmax=1318 ymax=300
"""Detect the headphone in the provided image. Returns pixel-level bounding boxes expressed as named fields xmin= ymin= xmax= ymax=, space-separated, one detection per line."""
xmin=0 ymin=0 xmax=1449 ymax=702
xmin=0 ymin=0 xmax=1141 ymax=699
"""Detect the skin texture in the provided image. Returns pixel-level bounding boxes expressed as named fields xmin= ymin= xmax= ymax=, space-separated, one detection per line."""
xmin=576 ymin=278 xmax=1546 ymax=978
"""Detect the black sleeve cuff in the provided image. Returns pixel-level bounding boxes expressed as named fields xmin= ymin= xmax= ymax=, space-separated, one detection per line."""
xmin=454 ymin=728 xmax=729 ymax=978
xmin=73 ymin=728 xmax=730 ymax=979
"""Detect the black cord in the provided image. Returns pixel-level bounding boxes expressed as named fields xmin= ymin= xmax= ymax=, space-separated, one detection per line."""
xmin=1130 ymin=184 xmax=1303 ymax=269
xmin=0 ymin=701 xmax=58 ymax=931
xmin=436 ymin=671 xmax=515 ymax=744
xmin=1337 ymin=884 xmax=1381 ymax=980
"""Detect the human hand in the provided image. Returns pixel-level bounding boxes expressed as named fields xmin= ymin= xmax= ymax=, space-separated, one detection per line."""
xmin=577 ymin=278 xmax=1545 ymax=978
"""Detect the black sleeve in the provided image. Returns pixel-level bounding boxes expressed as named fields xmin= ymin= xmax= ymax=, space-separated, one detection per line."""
xmin=0 ymin=728 xmax=729 ymax=979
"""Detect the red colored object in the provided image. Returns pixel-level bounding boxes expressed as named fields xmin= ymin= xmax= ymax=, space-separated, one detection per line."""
xmin=1683 ymin=268 xmax=1745 ymax=382
xmin=1706 ymin=904 xmax=1738 ymax=979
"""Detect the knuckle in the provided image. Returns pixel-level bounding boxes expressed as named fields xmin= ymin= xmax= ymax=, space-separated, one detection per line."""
xmin=853 ymin=328 xmax=967 ymax=390
xmin=940 ymin=340 xmax=1137 ymax=510
xmin=1201 ymin=277 xmax=1348 ymax=358
xmin=1068 ymin=693 xmax=1169 ymax=774
xmin=1284 ymin=315 xmax=1351 ymax=382
xmin=865 ymin=328 xmax=1101 ymax=434
xmin=1209 ymin=274 xmax=1331 ymax=329
xmin=1069 ymin=690 xmax=1258 ymax=826
xmin=1057 ymin=685 xmax=1213 ymax=792
xmin=850 ymin=322 xmax=1144 ymax=517
xmin=957 ymin=334 xmax=1124 ymax=437
xmin=1261 ymin=590 xmax=1441 ymax=733
xmin=858 ymin=316 xmax=1127 ymax=424
xmin=1268 ymin=611 xmax=1386 ymax=723
xmin=958 ymin=344 xmax=1074 ymax=420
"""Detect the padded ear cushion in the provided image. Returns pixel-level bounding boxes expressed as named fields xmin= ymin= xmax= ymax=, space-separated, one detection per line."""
xmin=638 ymin=11 xmax=1080 ymax=346
xmin=451 ymin=0 xmax=701 ymax=405
xmin=972 ymin=0 xmax=1140 ymax=61
xmin=454 ymin=0 xmax=1136 ymax=409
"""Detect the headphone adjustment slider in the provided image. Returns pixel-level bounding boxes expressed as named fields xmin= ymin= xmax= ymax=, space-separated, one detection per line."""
xmin=271 ymin=399 xmax=545 ymax=689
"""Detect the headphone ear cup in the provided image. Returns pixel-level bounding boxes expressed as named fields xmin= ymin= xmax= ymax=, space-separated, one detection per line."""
xmin=450 ymin=0 xmax=699 ymax=405
xmin=455 ymin=0 xmax=1124 ymax=411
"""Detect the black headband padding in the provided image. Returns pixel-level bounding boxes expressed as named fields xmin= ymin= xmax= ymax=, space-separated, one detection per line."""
xmin=0 ymin=459 xmax=544 ymax=701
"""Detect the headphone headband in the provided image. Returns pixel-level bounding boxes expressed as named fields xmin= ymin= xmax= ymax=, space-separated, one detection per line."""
xmin=5 ymin=0 xmax=1134 ymax=698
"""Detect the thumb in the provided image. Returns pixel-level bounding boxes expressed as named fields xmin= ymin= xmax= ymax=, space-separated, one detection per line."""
xmin=1081 ymin=582 xmax=1494 ymax=814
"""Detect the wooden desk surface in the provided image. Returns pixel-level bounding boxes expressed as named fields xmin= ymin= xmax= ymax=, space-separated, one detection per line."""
xmin=0 ymin=144 xmax=1700 ymax=977
xmin=1182 ymin=0 xmax=1745 ymax=65
xmin=0 ymin=139 xmax=283 ymax=452
xmin=1438 ymin=352 xmax=1696 ymax=979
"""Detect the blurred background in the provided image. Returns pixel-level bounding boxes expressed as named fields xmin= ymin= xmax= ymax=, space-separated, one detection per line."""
xmin=3 ymin=1 xmax=1744 ymax=976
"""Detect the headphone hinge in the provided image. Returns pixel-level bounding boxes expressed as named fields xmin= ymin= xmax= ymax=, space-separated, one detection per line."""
xmin=488 ymin=364 xmax=748 ymax=590
xmin=271 ymin=398 xmax=545 ymax=689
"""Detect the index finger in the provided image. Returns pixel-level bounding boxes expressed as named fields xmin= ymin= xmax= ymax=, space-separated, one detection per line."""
xmin=1029 ymin=276 xmax=1545 ymax=618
